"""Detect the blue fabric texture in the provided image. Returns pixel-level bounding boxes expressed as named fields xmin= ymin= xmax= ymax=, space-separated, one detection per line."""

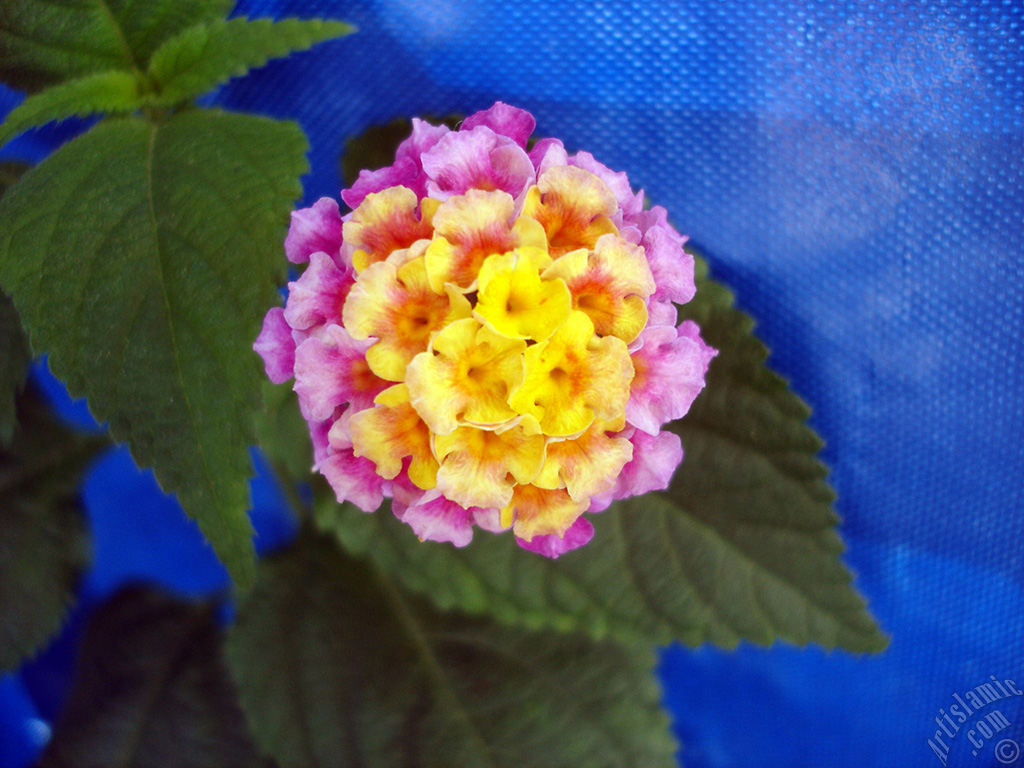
xmin=1 ymin=1 xmax=1023 ymax=766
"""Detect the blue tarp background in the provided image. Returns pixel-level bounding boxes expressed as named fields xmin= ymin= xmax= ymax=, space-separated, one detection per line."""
xmin=2 ymin=1 xmax=1022 ymax=766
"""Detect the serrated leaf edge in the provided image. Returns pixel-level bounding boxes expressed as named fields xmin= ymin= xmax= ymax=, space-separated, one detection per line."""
xmin=0 ymin=69 xmax=142 ymax=149
xmin=145 ymin=16 xmax=355 ymax=106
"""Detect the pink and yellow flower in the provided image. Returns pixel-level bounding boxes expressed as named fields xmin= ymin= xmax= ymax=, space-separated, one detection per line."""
xmin=256 ymin=103 xmax=716 ymax=557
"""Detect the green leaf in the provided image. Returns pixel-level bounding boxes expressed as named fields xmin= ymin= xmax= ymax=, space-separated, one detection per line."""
xmin=0 ymin=290 xmax=30 ymax=442
xmin=103 ymin=0 xmax=235 ymax=65
xmin=227 ymin=529 xmax=677 ymax=768
xmin=0 ymin=161 xmax=32 ymax=443
xmin=147 ymin=17 xmax=354 ymax=106
xmin=664 ymin=255 xmax=885 ymax=649
xmin=316 ymin=258 xmax=885 ymax=652
xmin=254 ymin=381 xmax=312 ymax=481
xmin=38 ymin=586 xmax=262 ymax=768
xmin=0 ymin=70 xmax=142 ymax=149
xmin=0 ymin=388 xmax=102 ymax=672
xmin=0 ymin=0 xmax=232 ymax=93
xmin=0 ymin=159 xmax=29 ymax=189
xmin=0 ymin=110 xmax=309 ymax=588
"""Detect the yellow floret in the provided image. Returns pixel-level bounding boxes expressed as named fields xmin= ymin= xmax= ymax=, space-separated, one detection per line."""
xmin=349 ymin=384 xmax=439 ymax=490
xmin=508 ymin=311 xmax=634 ymax=437
xmin=433 ymin=423 xmax=546 ymax=510
xmin=473 ymin=247 xmax=571 ymax=342
xmin=405 ymin=318 xmax=525 ymax=435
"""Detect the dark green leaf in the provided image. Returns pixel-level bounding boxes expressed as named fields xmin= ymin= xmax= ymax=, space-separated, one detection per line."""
xmin=0 ymin=388 xmax=101 ymax=672
xmin=0 ymin=70 xmax=142 ymax=149
xmin=104 ymin=0 xmax=235 ymax=64
xmin=663 ymin=255 xmax=885 ymax=649
xmin=317 ymin=258 xmax=885 ymax=652
xmin=254 ymin=381 xmax=312 ymax=481
xmin=0 ymin=110 xmax=309 ymax=588
xmin=0 ymin=161 xmax=31 ymax=442
xmin=147 ymin=17 xmax=354 ymax=106
xmin=0 ymin=291 xmax=29 ymax=442
xmin=38 ymin=586 xmax=262 ymax=768
xmin=0 ymin=0 xmax=232 ymax=93
xmin=228 ymin=529 xmax=677 ymax=768
xmin=0 ymin=159 xmax=30 ymax=189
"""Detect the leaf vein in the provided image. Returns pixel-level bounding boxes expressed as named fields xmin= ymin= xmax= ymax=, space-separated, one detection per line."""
xmin=144 ymin=122 xmax=218 ymax=511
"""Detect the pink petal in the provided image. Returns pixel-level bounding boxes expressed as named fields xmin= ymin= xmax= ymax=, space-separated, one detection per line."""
xmin=389 ymin=470 xmax=424 ymax=519
xmin=627 ymin=324 xmax=715 ymax=435
xmin=342 ymin=119 xmax=451 ymax=209
xmin=320 ymin=448 xmax=387 ymax=512
xmin=342 ymin=157 xmax=419 ymax=210
xmin=399 ymin=117 xmax=451 ymax=157
xmin=528 ymin=137 xmax=568 ymax=176
xmin=589 ymin=428 xmax=684 ymax=511
xmin=284 ymin=252 xmax=355 ymax=332
xmin=515 ymin=515 xmax=594 ymax=557
xmin=629 ymin=206 xmax=679 ymax=241
xmin=570 ymin=151 xmax=644 ymax=217
xmin=422 ymin=126 xmax=535 ymax=201
xmin=617 ymin=223 xmax=642 ymax=245
xmin=677 ymin=320 xmax=719 ymax=370
xmin=624 ymin=429 xmax=685 ymax=496
xmin=462 ymin=102 xmax=536 ymax=148
xmin=472 ymin=507 xmax=509 ymax=533
xmin=647 ymin=299 xmax=678 ymax=326
xmin=254 ymin=307 xmax=295 ymax=384
xmin=633 ymin=207 xmax=696 ymax=305
xmin=317 ymin=410 xmax=389 ymax=512
xmin=399 ymin=491 xmax=477 ymax=547
xmin=293 ymin=324 xmax=384 ymax=421
xmin=309 ymin=417 xmax=333 ymax=467
xmin=285 ymin=198 xmax=346 ymax=265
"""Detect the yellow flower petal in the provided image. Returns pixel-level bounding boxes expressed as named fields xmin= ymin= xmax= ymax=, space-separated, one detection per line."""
xmin=521 ymin=166 xmax=619 ymax=257
xmin=508 ymin=311 xmax=634 ymax=437
xmin=424 ymin=190 xmax=548 ymax=293
xmin=533 ymin=420 xmax=633 ymax=500
xmin=542 ymin=234 xmax=656 ymax=343
xmin=501 ymin=483 xmax=589 ymax=541
xmin=433 ymin=424 xmax=545 ymax=509
xmin=473 ymin=247 xmax=571 ymax=342
xmin=349 ymin=383 xmax=438 ymax=489
xmin=343 ymin=187 xmax=437 ymax=273
xmin=342 ymin=255 xmax=472 ymax=381
xmin=405 ymin=318 xmax=525 ymax=435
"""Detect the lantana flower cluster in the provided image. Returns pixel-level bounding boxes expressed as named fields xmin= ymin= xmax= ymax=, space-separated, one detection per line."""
xmin=256 ymin=102 xmax=715 ymax=557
